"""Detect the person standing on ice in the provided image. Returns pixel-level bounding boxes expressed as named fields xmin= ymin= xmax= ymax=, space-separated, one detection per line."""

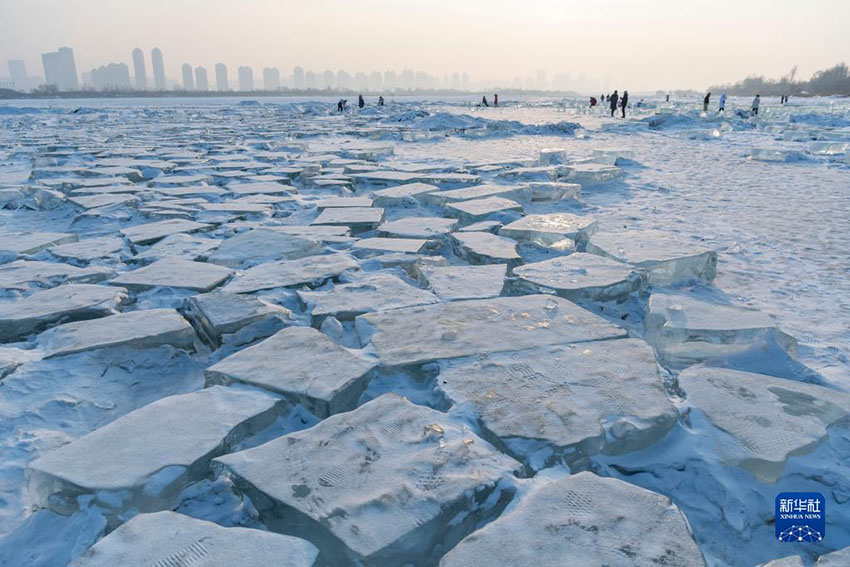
xmin=703 ymin=92 xmax=711 ymax=112
xmin=590 ymin=96 xmax=597 ymax=108
xmin=752 ymin=94 xmax=760 ymax=115
xmin=378 ymin=96 xmax=385 ymax=106
xmin=718 ymin=93 xmax=727 ymax=113
xmin=609 ymin=90 xmax=619 ymax=117
xmin=358 ymin=94 xmax=365 ymax=108
xmin=621 ymin=90 xmax=629 ymax=118
xmin=482 ymin=96 xmax=489 ymax=107
xmin=494 ymin=94 xmax=499 ymax=107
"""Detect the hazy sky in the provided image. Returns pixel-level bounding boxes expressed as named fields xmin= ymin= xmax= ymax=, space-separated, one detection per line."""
xmin=1 ymin=0 xmax=848 ymax=91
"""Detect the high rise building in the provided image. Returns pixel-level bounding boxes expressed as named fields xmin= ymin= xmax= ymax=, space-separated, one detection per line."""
xmin=195 ymin=66 xmax=209 ymax=91
xmin=41 ymin=47 xmax=79 ymax=91
xmin=8 ymin=60 xmax=27 ymax=91
xmin=132 ymin=48 xmax=147 ymax=90
xmin=151 ymin=47 xmax=166 ymax=90
xmin=322 ymin=70 xmax=335 ymax=90
xmin=238 ymin=66 xmax=254 ymax=91
xmin=215 ymin=63 xmax=228 ymax=91
xmin=293 ymin=66 xmax=305 ymax=90
xmin=90 ymin=63 xmax=131 ymax=90
xmin=181 ymin=63 xmax=195 ymax=90
xmin=263 ymin=67 xmax=280 ymax=91
xmin=305 ymin=70 xmax=317 ymax=90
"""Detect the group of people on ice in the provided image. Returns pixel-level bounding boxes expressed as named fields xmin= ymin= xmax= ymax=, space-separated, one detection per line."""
xmin=589 ymin=90 xmax=630 ymax=117
xmin=704 ymin=92 xmax=765 ymax=115
xmin=337 ymin=94 xmax=385 ymax=112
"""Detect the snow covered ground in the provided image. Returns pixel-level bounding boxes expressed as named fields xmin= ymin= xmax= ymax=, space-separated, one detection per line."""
xmin=0 ymin=94 xmax=848 ymax=566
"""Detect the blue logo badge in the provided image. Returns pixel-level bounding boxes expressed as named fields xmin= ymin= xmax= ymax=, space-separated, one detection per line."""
xmin=776 ymin=492 xmax=825 ymax=543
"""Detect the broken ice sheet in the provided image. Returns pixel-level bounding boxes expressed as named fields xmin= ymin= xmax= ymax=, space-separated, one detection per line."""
xmin=441 ymin=472 xmax=705 ymax=567
xmin=587 ymin=229 xmax=717 ymax=286
xmin=356 ymin=294 xmax=626 ymax=367
xmin=680 ymin=366 xmax=850 ymax=483
xmin=438 ymin=339 xmax=677 ymax=468
xmin=213 ymin=394 xmax=521 ymax=565
xmin=205 ymin=326 xmax=375 ymax=417
xmin=27 ymin=386 xmax=282 ymax=520
xmin=0 ymin=284 xmax=128 ymax=342
xmin=298 ymin=273 xmax=438 ymax=319
xmin=645 ymin=293 xmax=797 ymax=368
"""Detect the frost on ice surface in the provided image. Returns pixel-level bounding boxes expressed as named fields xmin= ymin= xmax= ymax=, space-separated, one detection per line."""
xmin=27 ymin=386 xmax=282 ymax=519
xmin=440 ymin=472 xmax=705 ymax=567
xmin=205 ymin=326 xmax=376 ymax=417
xmin=437 ymin=339 xmax=677 ymax=468
xmin=355 ymin=295 xmax=627 ymax=367
xmin=680 ymin=366 xmax=850 ymax=482
xmin=214 ymin=394 xmax=521 ymax=565
xmin=70 ymin=511 xmax=319 ymax=567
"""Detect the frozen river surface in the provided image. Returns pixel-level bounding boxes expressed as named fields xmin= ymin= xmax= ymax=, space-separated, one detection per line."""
xmin=0 ymin=95 xmax=849 ymax=566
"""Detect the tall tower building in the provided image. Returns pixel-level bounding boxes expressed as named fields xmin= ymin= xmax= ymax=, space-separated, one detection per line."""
xmin=293 ymin=66 xmax=305 ymax=90
xmin=181 ymin=63 xmax=195 ymax=90
xmin=41 ymin=47 xmax=79 ymax=91
xmin=194 ymin=66 xmax=209 ymax=91
xmin=132 ymin=48 xmax=147 ymax=90
xmin=263 ymin=67 xmax=280 ymax=91
xmin=151 ymin=47 xmax=166 ymax=90
xmin=238 ymin=66 xmax=254 ymax=91
xmin=215 ymin=63 xmax=228 ymax=91
xmin=8 ymin=60 xmax=27 ymax=91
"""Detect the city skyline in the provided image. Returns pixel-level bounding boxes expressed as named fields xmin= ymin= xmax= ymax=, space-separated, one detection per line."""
xmin=1 ymin=1 xmax=849 ymax=93
xmin=7 ymin=45 xmax=586 ymax=94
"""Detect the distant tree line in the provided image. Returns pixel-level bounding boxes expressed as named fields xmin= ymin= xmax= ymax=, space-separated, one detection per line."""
xmin=711 ymin=63 xmax=850 ymax=96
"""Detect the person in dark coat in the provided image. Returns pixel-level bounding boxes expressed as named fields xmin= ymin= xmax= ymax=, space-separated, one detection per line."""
xmin=621 ymin=90 xmax=629 ymax=118
xmin=703 ymin=92 xmax=711 ymax=112
xmin=358 ymin=94 xmax=365 ymax=108
xmin=482 ymin=95 xmax=489 ymax=107
xmin=378 ymin=95 xmax=385 ymax=106
xmin=609 ymin=90 xmax=619 ymax=117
